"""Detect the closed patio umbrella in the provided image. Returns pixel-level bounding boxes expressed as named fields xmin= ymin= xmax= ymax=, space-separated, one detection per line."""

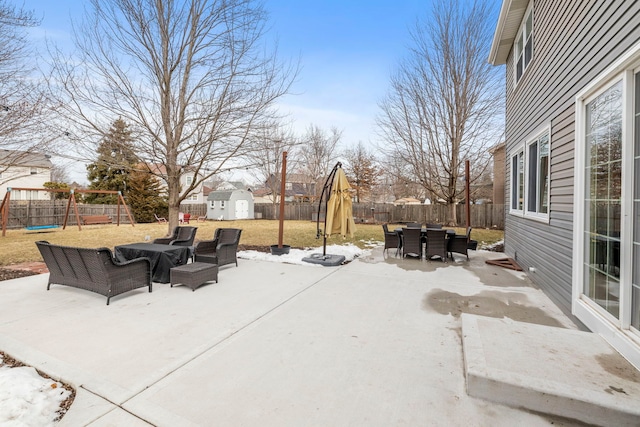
xmin=302 ymin=163 xmax=356 ymax=266
xmin=324 ymin=167 xmax=355 ymax=239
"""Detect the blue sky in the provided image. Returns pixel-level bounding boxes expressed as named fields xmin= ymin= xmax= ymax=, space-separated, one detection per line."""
xmin=25 ymin=0 xmax=501 ymax=182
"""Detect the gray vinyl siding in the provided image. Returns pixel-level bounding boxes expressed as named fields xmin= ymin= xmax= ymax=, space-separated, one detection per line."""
xmin=503 ymin=0 xmax=640 ymax=317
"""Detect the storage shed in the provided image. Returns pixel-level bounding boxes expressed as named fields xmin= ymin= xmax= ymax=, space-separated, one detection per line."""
xmin=207 ymin=189 xmax=254 ymax=221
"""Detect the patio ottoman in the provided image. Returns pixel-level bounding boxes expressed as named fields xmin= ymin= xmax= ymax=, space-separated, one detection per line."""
xmin=170 ymin=262 xmax=218 ymax=291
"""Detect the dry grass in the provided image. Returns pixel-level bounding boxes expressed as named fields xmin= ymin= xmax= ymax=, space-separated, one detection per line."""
xmin=0 ymin=220 xmax=503 ymax=267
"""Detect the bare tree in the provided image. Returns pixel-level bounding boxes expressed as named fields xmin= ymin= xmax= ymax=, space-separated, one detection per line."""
xmin=342 ymin=141 xmax=378 ymax=203
xmin=298 ymin=124 xmax=341 ymax=198
xmin=246 ymin=121 xmax=298 ymax=206
xmin=376 ymin=0 xmax=503 ymax=224
xmin=47 ymin=0 xmax=297 ymax=228
xmin=0 ymin=2 xmax=55 ymax=179
xmin=49 ymin=164 xmax=70 ymax=184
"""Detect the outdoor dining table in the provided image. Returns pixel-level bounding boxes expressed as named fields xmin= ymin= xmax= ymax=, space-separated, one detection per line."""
xmin=394 ymin=227 xmax=456 ymax=238
xmin=114 ymin=243 xmax=189 ymax=283
xmin=394 ymin=227 xmax=456 ymax=254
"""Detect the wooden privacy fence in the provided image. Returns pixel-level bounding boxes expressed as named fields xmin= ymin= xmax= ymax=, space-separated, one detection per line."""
xmin=0 ymin=200 xmax=135 ymax=230
xmin=0 ymin=200 xmax=210 ymax=230
xmin=1 ymin=200 xmax=504 ymax=230
xmin=254 ymin=203 xmax=504 ymax=229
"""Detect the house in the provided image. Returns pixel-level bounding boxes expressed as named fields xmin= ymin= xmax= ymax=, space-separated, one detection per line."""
xmin=489 ymin=1 xmax=640 ymax=369
xmin=257 ymin=172 xmax=317 ymax=204
xmin=146 ymin=163 xmax=205 ymax=204
xmin=206 ymin=189 xmax=254 ymax=220
xmin=0 ymin=150 xmax=53 ymax=200
xmin=392 ymin=197 xmax=422 ymax=206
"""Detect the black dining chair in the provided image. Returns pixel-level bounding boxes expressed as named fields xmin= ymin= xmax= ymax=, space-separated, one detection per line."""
xmin=425 ymin=223 xmax=442 ymax=229
xmin=406 ymin=222 xmax=422 ymax=228
xmin=382 ymin=223 xmax=401 ymax=256
xmin=425 ymin=229 xmax=448 ymax=261
xmin=448 ymin=227 xmax=473 ymax=260
xmin=402 ymin=227 xmax=423 ymax=259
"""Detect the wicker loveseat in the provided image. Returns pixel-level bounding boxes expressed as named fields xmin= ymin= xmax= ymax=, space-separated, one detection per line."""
xmin=36 ymin=240 xmax=152 ymax=305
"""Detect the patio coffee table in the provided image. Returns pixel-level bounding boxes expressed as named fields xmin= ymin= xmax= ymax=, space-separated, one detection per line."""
xmin=114 ymin=243 xmax=189 ymax=283
xmin=170 ymin=262 xmax=218 ymax=291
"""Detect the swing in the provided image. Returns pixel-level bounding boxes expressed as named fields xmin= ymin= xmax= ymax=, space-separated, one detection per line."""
xmin=1 ymin=187 xmax=135 ymax=237
xmin=24 ymin=224 xmax=60 ymax=233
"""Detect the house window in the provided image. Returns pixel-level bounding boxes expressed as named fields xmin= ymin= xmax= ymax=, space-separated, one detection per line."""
xmin=510 ymin=149 xmax=524 ymax=212
xmin=526 ymin=132 xmax=550 ymax=215
xmin=30 ymin=167 xmax=38 ymax=175
xmin=285 ymin=182 xmax=292 ymax=190
xmin=572 ymin=48 xmax=640 ymax=368
xmin=187 ymin=193 xmax=198 ymax=201
xmin=515 ymin=4 xmax=533 ymax=83
xmin=186 ymin=176 xmax=193 ymax=185
xmin=510 ymin=129 xmax=550 ymax=220
xmin=582 ymin=81 xmax=622 ymax=319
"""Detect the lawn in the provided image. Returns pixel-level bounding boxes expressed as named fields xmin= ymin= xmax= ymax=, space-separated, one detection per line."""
xmin=0 ymin=220 xmax=504 ymax=267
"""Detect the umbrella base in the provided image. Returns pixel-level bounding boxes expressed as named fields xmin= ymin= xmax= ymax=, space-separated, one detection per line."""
xmin=302 ymin=253 xmax=346 ymax=266
xmin=270 ymin=245 xmax=291 ymax=256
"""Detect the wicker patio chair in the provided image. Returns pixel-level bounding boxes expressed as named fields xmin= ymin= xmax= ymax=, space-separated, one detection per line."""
xmin=402 ymin=227 xmax=423 ymax=259
xmin=36 ymin=240 xmax=151 ymax=305
xmin=194 ymin=228 xmax=243 ymax=267
xmin=425 ymin=229 xmax=448 ymax=261
xmin=153 ymin=226 xmax=198 ymax=247
xmin=382 ymin=223 xmax=401 ymax=256
xmin=448 ymin=227 xmax=473 ymax=260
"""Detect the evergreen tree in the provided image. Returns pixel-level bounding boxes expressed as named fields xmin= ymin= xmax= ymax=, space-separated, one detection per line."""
xmin=126 ymin=169 xmax=168 ymax=223
xmin=43 ymin=182 xmax=70 ymax=200
xmin=85 ymin=119 xmax=138 ymax=204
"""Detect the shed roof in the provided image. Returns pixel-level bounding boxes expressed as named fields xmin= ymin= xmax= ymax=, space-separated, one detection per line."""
xmin=207 ymin=189 xmax=251 ymax=201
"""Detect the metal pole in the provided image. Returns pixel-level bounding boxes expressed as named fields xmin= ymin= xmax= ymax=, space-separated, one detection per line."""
xmin=278 ymin=151 xmax=287 ymax=248
xmin=465 ymin=160 xmax=471 ymax=228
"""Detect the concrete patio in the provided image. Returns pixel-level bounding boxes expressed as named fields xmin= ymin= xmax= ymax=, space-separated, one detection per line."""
xmin=0 ymin=248 xmax=639 ymax=426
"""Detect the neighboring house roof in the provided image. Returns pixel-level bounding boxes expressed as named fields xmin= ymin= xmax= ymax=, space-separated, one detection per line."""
xmin=488 ymin=0 xmax=529 ymax=65
xmin=252 ymin=187 xmax=272 ymax=197
xmin=393 ymin=197 xmax=422 ymax=205
xmin=489 ymin=142 xmax=506 ymax=154
xmin=0 ymin=150 xmax=53 ymax=168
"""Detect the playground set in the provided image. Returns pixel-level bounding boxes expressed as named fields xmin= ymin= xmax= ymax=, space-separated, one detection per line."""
xmin=0 ymin=187 xmax=135 ymax=237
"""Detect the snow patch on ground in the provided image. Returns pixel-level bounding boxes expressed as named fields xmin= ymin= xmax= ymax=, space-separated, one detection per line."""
xmin=238 ymin=243 xmax=370 ymax=265
xmin=0 ymin=355 xmax=71 ymax=427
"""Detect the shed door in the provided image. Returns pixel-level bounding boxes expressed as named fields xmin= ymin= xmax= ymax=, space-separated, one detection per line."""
xmin=235 ymin=200 xmax=249 ymax=219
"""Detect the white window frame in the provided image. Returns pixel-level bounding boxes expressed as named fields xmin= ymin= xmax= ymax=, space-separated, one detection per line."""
xmin=509 ymin=126 xmax=551 ymax=223
xmin=514 ymin=2 xmax=534 ymax=85
xmin=572 ymin=40 xmax=640 ymax=370
xmin=185 ymin=175 xmax=193 ymax=186
xmin=509 ymin=147 xmax=524 ymax=215
xmin=524 ymin=127 xmax=551 ymax=221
